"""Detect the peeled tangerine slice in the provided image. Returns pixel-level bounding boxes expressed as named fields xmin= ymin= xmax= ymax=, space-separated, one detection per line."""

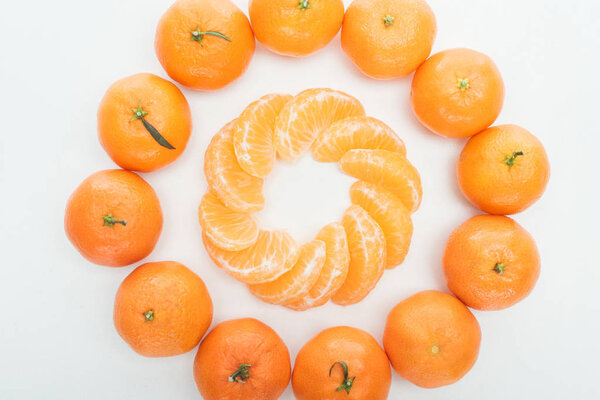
xmin=274 ymin=88 xmax=365 ymax=161
xmin=286 ymin=222 xmax=351 ymax=311
xmin=350 ymin=181 xmax=413 ymax=269
xmin=332 ymin=205 xmax=387 ymax=306
xmin=204 ymin=120 xmax=265 ymax=213
xmin=203 ymin=230 xmax=300 ymax=285
xmin=312 ymin=116 xmax=407 ymax=162
xmin=249 ymin=240 xmax=326 ymax=305
xmin=198 ymin=192 xmax=259 ymax=251
xmin=340 ymin=149 xmax=422 ymax=213
xmin=233 ymin=93 xmax=292 ymax=178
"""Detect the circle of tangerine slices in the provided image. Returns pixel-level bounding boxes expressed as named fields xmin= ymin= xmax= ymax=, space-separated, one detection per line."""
xmin=201 ymin=89 xmax=421 ymax=309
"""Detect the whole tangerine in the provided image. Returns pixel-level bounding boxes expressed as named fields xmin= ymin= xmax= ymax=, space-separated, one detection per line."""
xmin=383 ymin=290 xmax=481 ymax=388
xmin=457 ymin=124 xmax=550 ymax=214
xmin=443 ymin=214 xmax=541 ymax=310
xmin=114 ymin=261 xmax=213 ymax=357
xmin=249 ymin=0 xmax=344 ymax=57
xmin=292 ymin=326 xmax=391 ymax=399
xmin=342 ymin=0 xmax=437 ymax=79
xmin=411 ymin=48 xmax=505 ymax=138
xmin=155 ymin=0 xmax=255 ymax=90
xmin=193 ymin=318 xmax=291 ymax=400
xmin=98 ymin=73 xmax=192 ymax=172
xmin=64 ymin=169 xmax=163 ymax=267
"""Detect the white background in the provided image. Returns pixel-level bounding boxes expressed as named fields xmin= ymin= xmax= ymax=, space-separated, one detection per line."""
xmin=1 ymin=0 xmax=599 ymax=398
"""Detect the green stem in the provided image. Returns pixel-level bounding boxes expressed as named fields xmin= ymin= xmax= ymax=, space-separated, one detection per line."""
xmin=191 ymin=28 xmax=232 ymax=46
xmin=102 ymin=213 xmax=126 ymax=227
xmin=383 ymin=14 xmax=395 ymax=27
xmin=297 ymin=0 xmax=311 ymax=10
xmin=329 ymin=361 xmax=355 ymax=394
xmin=493 ymin=263 xmax=506 ymax=274
xmin=457 ymin=78 xmax=470 ymax=91
xmin=504 ymin=151 xmax=524 ymax=169
xmin=131 ymin=102 xmax=176 ymax=150
xmin=143 ymin=309 xmax=154 ymax=321
xmin=228 ymin=364 xmax=251 ymax=383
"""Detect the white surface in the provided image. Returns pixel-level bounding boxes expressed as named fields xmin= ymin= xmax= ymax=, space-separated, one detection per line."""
xmin=1 ymin=0 xmax=599 ymax=398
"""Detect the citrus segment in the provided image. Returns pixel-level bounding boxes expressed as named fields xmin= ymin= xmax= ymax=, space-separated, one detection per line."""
xmin=233 ymin=93 xmax=292 ymax=178
xmin=312 ymin=116 xmax=406 ymax=162
xmin=204 ymin=120 xmax=265 ymax=213
xmin=340 ymin=149 xmax=422 ymax=213
xmin=249 ymin=240 xmax=326 ymax=305
xmin=332 ymin=205 xmax=386 ymax=305
xmin=286 ymin=223 xmax=351 ymax=311
xmin=350 ymin=181 xmax=413 ymax=268
xmin=203 ymin=230 xmax=300 ymax=284
xmin=274 ymin=88 xmax=365 ymax=161
xmin=198 ymin=191 xmax=259 ymax=251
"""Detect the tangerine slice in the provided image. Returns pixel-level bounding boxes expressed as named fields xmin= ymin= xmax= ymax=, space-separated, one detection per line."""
xmin=233 ymin=93 xmax=292 ymax=178
xmin=286 ymin=222 xmax=351 ymax=311
xmin=274 ymin=88 xmax=365 ymax=161
xmin=203 ymin=230 xmax=299 ymax=284
xmin=332 ymin=205 xmax=386 ymax=305
xmin=248 ymin=240 xmax=326 ymax=305
xmin=198 ymin=192 xmax=259 ymax=251
xmin=340 ymin=149 xmax=422 ymax=213
xmin=204 ymin=120 xmax=265 ymax=213
xmin=312 ymin=116 xmax=407 ymax=162
xmin=350 ymin=181 xmax=413 ymax=268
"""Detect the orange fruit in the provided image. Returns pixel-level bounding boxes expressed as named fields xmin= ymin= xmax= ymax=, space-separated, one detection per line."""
xmin=383 ymin=290 xmax=481 ymax=388
xmin=286 ymin=222 xmax=350 ymax=311
xmin=340 ymin=149 xmax=422 ymax=213
xmin=203 ymin=230 xmax=300 ymax=284
xmin=342 ymin=0 xmax=437 ymax=79
xmin=312 ymin=116 xmax=406 ymax=162
xmin=64 ymin=169 xmax=163 ymax=267
xmin=194 ymin=318 xmax=291 ymax=400
xmin=350 ymin=181 xmax=413 ymax=268
xmin=97 ymin=73 xmax=192 ymax=172
xmin=274 ymin=88 xmax=365 ymax=161
xmin=155 ymin=0 xmax=255 ymax=90
xmin=113 ymin=261 xmax=213 ymax=357
xmin=332 ymin=205 xmax=386 ymax=305
xmin=204 ymin=120 xmax=265 ymax=213
xmin=292 ymin=326 xmax=391 ymax=400
xmin=233 ymin=93 xmax=292 ymax=178
xmin=249 ymin=240 xmax=326 ymax=305
xmin=198 ymin=191 xmax=259 ymax=251
xmin=249 ymin=0 xmax=345 ymax=57
xmin=411 ymin=48 xmax=505 ymax=138
xmin=443 ymin=215 xmax=541 ymax=310
xmin=457 ymin=124 xmax=550 ymax=215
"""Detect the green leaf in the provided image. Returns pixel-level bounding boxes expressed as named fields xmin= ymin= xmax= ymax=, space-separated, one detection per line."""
xmin=203 ymin=31 xmax=232 ymax=42
xmin=141 ymin=118 xmax=176 ymax=150
xmin=191 ymin=28 xmax=232 ymax=45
